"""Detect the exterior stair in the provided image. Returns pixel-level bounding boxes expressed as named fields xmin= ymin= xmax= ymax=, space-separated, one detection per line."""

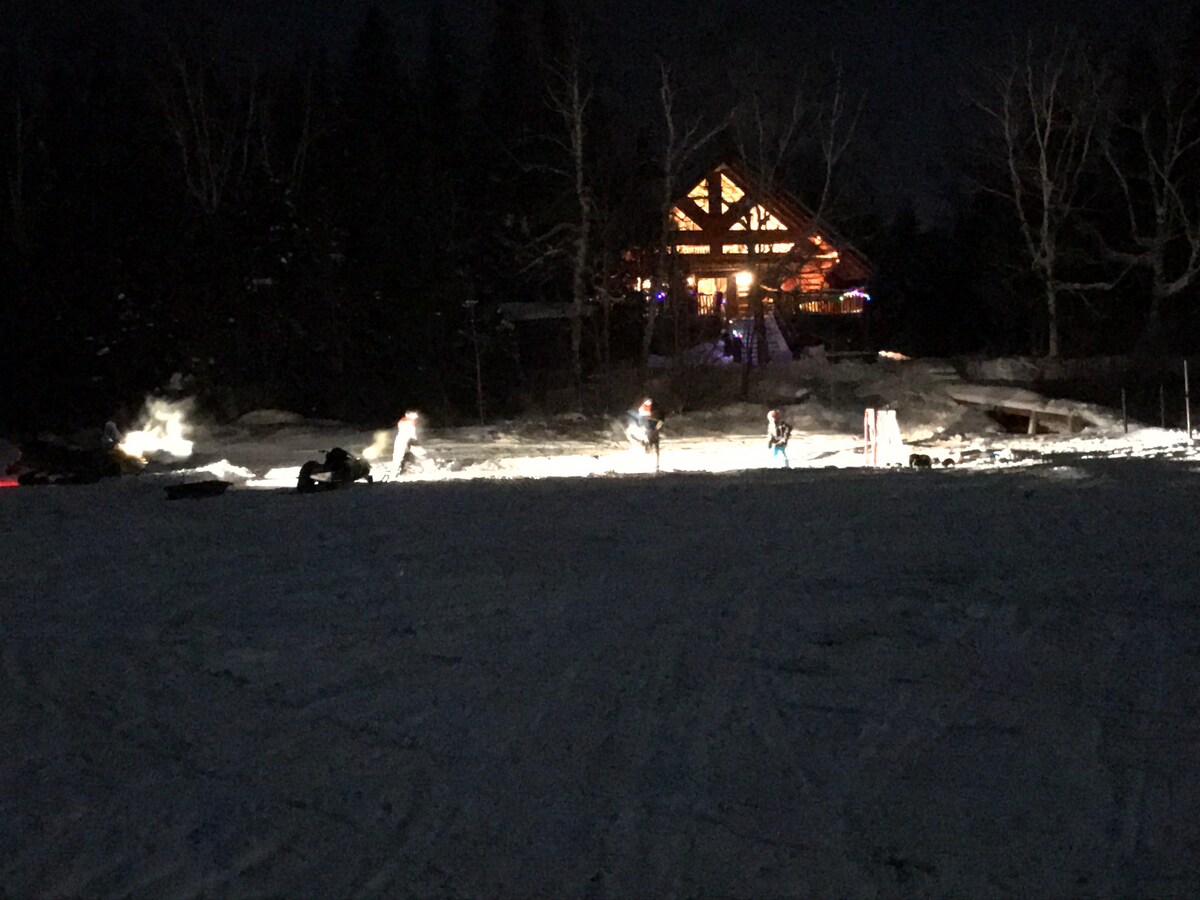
xmin=731 ymin=314 xmax=793 ymax=364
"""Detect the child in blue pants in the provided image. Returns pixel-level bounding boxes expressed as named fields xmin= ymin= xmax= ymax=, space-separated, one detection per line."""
xmin=767 ymin=409 xmax=791 ymax=467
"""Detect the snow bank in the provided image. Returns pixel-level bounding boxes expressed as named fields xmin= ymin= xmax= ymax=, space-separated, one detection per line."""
xmin=236 ymin=409 xmax=309 ymax=426
xmin=958 ymin=354 xmax=1169 ymax=385
xmin=945 ymin=385 xmax=1122 ymax=430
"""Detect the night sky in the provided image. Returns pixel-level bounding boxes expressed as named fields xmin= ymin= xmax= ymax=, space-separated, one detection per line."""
xmin=187 ymin=0 xmax=1194 ymax=222
xmin=6 ymin=0 xmax=1192 ymax=222
xmin=596 ymin=0 xmax=1195 ymax=222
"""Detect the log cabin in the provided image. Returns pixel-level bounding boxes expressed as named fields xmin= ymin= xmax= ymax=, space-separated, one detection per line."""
xmin=633 ymin=159 xmax=873 ymax=352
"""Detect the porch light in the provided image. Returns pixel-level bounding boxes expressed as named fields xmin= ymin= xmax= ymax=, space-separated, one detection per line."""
xmin=735 ymin=271 xmax=754 ymax=291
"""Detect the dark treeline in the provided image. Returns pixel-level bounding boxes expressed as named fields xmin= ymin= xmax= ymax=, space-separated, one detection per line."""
xmin=4 ymin=1 xmax=1200 ymax=431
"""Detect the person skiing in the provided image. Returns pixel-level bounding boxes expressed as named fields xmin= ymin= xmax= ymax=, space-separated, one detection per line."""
xmin=392 ymin=410 xmax=424 ymax=475
xmin=767 ymin=408 xmax=791 ymax=468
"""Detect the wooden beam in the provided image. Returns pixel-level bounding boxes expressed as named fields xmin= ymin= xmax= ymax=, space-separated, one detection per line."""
xmin=675 ymin=197 xmax=711 ymax=228
xmin=671 ymin=230 xmax=828 ymax=246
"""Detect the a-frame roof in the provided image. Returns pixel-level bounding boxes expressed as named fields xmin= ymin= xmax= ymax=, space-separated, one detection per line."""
xmin=665 ymin=157 xmax=871 ymax=286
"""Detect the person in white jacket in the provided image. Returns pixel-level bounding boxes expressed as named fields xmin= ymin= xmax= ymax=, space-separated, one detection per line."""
xmin=392 ymin=411 xmax=424 ymax=474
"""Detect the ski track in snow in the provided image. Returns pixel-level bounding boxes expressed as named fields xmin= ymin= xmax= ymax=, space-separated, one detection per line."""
xmin=3 ymin=450 xmax=1200 ymax=897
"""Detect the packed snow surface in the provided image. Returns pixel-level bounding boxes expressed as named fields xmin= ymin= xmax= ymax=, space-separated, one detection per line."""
xmin=4 ymin=359 xmax=1200 ymax=896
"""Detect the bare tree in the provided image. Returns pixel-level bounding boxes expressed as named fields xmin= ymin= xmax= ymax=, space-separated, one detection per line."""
xmin=580 ymin=201 xmax=629 ymax=413
xmin=976 ymin=36 xmax=1110 ymax=358
xmin=645 ymin=62 xmax=727 ymax=377
xmin=152 ymin=45 xmax=257 ymax=215
xmin=462 ymin=298 xmax=487 ymax=424
xmin=730 ymin=57 xmax=860 ymax=384
xmin=255 ymin=65 xmax=325 ymax=198
xmin=545 ymin=51 xmax=593 ymax=404
xmin=5 ymin=88 xmax=31 ymax=252
xmin=511 ymin=45 xmax=597 ymax=407
xmin=1 ymin=41 xmax=37 ymax=258
xmin=1103 ymin=68 xmax=1200 ymax=349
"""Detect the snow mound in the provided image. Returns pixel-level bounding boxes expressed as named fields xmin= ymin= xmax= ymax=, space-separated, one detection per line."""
xmin=178 ymin=459 xmax=258 ymax=480
xmin=962 ymin=357 xmax=1043 ymax=383
xmin=945 ymin=385 xmax=1121 ymax=429
xmin=237 ymin=409 xmax=308 ymax=426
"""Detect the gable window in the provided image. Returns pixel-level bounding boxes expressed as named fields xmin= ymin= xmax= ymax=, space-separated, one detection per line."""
xmin=719 ymin=173 xmax=744 ymax=212
xmin=671 ymin=208 xmax=702 ymax=231
xmin=730 ymin=205 xmax=787 ymax=230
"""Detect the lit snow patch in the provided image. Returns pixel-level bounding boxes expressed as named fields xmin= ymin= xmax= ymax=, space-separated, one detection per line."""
xmin=245 ymin=466 xmax=302 ymax=489
xmin=361 ymin=429 xmax=392 ymax=461
xmin=120 ymin=398 xmax=195 ymax=459
xmin=180 ymin=459 xmax=257 ymax=480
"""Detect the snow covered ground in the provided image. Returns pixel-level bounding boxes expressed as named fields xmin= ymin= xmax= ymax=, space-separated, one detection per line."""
xmin=137 ymin=356 xmax=1200 ymax=491
xmin=4 ymin=359 xmax=1200 ymax=896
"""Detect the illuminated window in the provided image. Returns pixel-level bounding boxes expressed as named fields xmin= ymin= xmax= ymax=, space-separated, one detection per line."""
xmin=730 ymin=204 xmax=787 ymax=230
xmin=678 ymin=245 xmax=710 ymax=254
xmin=695 ymin=276 xmax=728 ymax=315
xmin=719 ymin=173 xmax=744 ymax=213
xmin=769 ymin=242 xmax=795 ymax=254
xmin=723 ymin=244 xmax=749 ymax=254
xmin=753 ymin=205 xmax=786 ymax=229
xmin=671 ymin=207 xmax=702 ymax=231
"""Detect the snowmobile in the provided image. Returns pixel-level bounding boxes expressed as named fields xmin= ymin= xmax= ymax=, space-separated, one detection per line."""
xmin=8 ymin=439 xmax=143 ymax=485
xmin=379 ymin=448 xmax=428 ymax=481
xmin=296 ymin=447 xmax=373 ymax=493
